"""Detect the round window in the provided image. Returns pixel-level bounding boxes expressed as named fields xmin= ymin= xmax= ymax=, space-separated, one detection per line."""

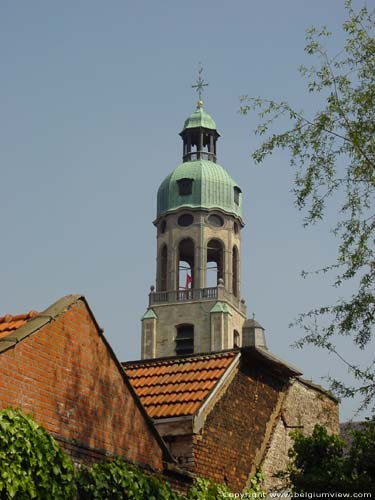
xmin=178 ymin=213 xmax=194 ymax=227
xmin=208 ymin=214 xmax=224 ymax=228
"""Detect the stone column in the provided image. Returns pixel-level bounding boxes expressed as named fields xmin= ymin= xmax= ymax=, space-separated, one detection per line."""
xmin=141 ymin=312 xmax=157 ymax=359
xmin=168 ymin=229 xmax=177 ymax=290
xmin=210 ymin=312 xmax=223 ymax=351
xmin=195 ymin=216 xmax=206 ymax=289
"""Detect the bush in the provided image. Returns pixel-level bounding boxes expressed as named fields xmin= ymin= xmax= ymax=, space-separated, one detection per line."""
xmin=76 ymin=458 xmax=182 ymax=500
xmin=77 ymin=459 xmax=265 ymax=500
xmin=0 ymin=407 xmax=76 ymax=499
xmin=285 ymin=421 xmax=375 ymax=494
xmin=187 ymin=471 xmax=265 ymax=500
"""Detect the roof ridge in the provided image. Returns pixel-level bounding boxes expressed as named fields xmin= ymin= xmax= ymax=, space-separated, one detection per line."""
xmin=123 ymin=349 xmax=238 ymax=366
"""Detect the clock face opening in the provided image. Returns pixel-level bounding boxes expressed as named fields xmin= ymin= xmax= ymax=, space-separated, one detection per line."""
xmin=178 ymin=213 xmax=194 ymax=227
xmin=208 ymin=214 xmax=224 ymax=228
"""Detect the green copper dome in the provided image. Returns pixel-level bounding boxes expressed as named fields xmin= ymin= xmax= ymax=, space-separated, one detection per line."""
xmin=157 ymin=160 xmax=242 ymax=219
xmin=183 ymin=106 xmax=217 ymax=131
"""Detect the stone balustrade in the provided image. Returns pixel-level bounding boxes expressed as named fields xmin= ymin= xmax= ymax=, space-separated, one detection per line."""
xmin=149 ymin=286 xmax=246 ymax=314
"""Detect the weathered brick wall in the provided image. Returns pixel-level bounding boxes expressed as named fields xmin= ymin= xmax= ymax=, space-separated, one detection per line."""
xmin=0 ymin=299 xmax=164 ymax=470
xmin=192 ymin=360 xmax=286 ymax=492
xmin=261 ymin=379 xmax=339 ymax=491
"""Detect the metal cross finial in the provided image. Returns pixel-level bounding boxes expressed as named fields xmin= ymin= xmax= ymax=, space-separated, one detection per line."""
xmin=192 ymin=63 xmax=208 ymax=101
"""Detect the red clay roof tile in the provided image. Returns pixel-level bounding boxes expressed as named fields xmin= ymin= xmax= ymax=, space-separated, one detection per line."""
xmin=123 ymin=351 xmax=237 ymax=419
xmin=0 ymin=311 xmax=39 ymax=339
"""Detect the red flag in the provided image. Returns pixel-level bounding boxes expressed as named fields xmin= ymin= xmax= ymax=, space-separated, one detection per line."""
xmin=185 ymin=273 xmax=192 ymax=289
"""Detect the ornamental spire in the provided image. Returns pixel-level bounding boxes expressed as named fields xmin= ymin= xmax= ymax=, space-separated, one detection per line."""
xmin=191 ymin=63 xmax=208 ymax=108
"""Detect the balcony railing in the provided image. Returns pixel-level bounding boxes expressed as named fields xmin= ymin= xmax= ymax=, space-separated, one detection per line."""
xmin=148 ymin=286 xmax=247 ymax=314
xmin=149 ymin=287 xmax=218 ymax=306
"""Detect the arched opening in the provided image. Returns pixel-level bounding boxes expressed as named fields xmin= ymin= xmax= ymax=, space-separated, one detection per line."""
xmin=180 ymin=127 xmax=219 ymax=163
xmin=175 ymin=324 xmax=194 ymax=356
xmin=178 ymin=238 xmax=194 ymax=295
xmin=233 ymin=330 xmax=240 ymax=348
xmin=207 ymin=239 xmax=224 ymax=287
xmin=234 ymin=186 xmax=241 ymax=205
xmin=186 ymin=130 xmax=199 ymax=161
xmin=160 ymin=244 xmax=168 ymax=292
xmin=232 ymin=245 xmax=239 ymax=297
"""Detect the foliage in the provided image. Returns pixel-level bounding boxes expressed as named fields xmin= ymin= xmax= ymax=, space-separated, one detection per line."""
xmin=283 ymin=421 xmax=375 ymax=493
xmin=187 ymin=470 xmax=265 ymax=499
xmin=240 ymin=0 xmax=375 ymax=411
xmin=77 ymin=458 xmax=266 ymax=500
xmin=287 ymin=425 xmax=347 ymax=492
xmin=187 ymin=477 xmax=229 ymax=500
xmin=0 ymin=407 xmax=76 ymax=500
xmin=76 ymin=458 xmax=181 ymax=500
xmin=348 ymin=417 xmax=375 ymax=484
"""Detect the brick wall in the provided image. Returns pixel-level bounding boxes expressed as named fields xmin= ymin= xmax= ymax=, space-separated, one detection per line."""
xmin=192 ymin=359 xmax=286 ymax=492
xmin=0 ymin=298 xmax=165 ymax=470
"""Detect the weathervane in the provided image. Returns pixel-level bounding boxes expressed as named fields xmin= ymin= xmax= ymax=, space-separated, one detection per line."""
xmin=192 ymin=63 xmax=208 ymax=105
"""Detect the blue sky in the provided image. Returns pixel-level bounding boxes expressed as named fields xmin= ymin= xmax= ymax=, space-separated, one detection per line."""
xmin=1 ymin=1 xmax=373 ymax=421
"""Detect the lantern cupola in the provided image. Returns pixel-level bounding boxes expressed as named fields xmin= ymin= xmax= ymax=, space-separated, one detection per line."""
xmin=180 ymin=100 xmax=220 ymax=163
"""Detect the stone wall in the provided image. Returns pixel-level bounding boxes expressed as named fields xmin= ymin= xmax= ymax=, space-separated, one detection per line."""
xmin=261 ymin=378 xmax=339 ymax=491
xmin=151 ymin=299 xmax=245 ymax=357
xmin=147 ymin=206 xmax=247 ymax=359
xmin=153 ymin=300 xmax=216 ymax=356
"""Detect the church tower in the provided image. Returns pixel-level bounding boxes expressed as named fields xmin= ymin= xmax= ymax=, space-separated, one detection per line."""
xmin=141 ymin=90 xmax=258 ymax=359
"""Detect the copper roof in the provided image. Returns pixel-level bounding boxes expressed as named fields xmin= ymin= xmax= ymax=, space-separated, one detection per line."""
xmin=123 ymin=351 xmax=237 ymax=419
xmin=0 ymin=311 xmax=39 ymax=339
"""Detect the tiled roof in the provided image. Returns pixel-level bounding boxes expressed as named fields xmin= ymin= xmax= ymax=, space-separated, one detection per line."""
xmin=0 ymin=311 xmax=39 ymax=339
xmin=123 ymin=351 xmax=237 ymax=419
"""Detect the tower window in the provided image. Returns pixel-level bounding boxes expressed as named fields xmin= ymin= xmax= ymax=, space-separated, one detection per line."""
xmin=233 ymin=330 xmax=240 ymax=348
xmin=178 ymin=238 xmax=194 ymax=291
xmin=178 ymin=213 xmax=194 ymax=227
xmin=233 ymin=222 xmax=239 ymax=234
xmin=177 ymin=178 xmax=193 ymax=196
xmin=207 ymin=239 xmax=224 ymax=287
xmin=234 ymin=186 xmax=241 ymax=205
xmin=175 ymin=324 xmax=194 ymax=355
xmin=208 ymin=214 xmax=224 ymax=228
